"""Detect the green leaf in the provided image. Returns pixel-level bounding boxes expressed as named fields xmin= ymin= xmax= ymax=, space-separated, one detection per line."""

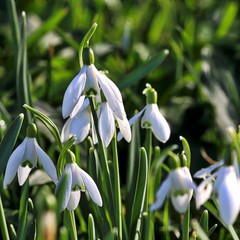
xmin=57 ymin=136 xmax=76 ymax=176
xmin=216 ymin=2 xmax=238 ymax=39
xmin=17 ymin=180 xmax=29 ymax=239
xmin=27 ymin=8 xmax=68 ymax=48
xmin=88 ymin=214 xmax=96 ymax=240
xmin=199 ymin=210 xmax=209 ymax=234
xmin=130 ymin=147 xmax=148 ymax=238
xmin=23 ymin=104 xmax=62 ymax=148
xmin=191 ymin=219 xmax=209 ymax=240
xmin=119 ymin=49 xmax=169 ymax=90
xmin=16 ymin=12 xmax=32 ymax=123
xmin=0 ymin=113 xmax=24 ymax=176
xmin=78 ymin=23 xmax=98 ymax=68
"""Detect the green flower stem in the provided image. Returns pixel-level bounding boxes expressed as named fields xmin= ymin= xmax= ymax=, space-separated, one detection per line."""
xmin=0 ymin=196 xmax=10 ymax=240
xmin=17 ymin=179 xmax=29 ymax=239
xmin=112 ymin=132 xmax=122 ymax=239
xmin=143 ymin=128 xmax=154 ymax=238
xmin=88 ymin=96 xmax=116 ymax=227
xmin=64 ymin=211 xmax=77 ymax=240
xmin=163 ymin=199 xmax=170 ymax=240
xmin=182 ymin=205 xmax=190 ymax=240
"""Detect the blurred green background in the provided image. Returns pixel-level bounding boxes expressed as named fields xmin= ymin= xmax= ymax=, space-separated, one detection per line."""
xmin=1 ymin=0 xmax=240 ymax=173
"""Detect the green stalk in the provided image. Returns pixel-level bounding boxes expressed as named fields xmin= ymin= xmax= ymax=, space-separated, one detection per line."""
xmin=17 ymin=179 xmax=29 ymax=239
xmin=182 ymin=205 xmax=190 ymax=240
xmin=112 ymin=132 xmax=122 ymax=239
xmin=88 ymin=96 xmax=116 ymax=228
xmin=64 ymin=211 xmax=77 ymax=240
xmin=163 ymin=199 xmax=170 ymax=240
xmin=0 ymin=196 xmax=10 ymax=240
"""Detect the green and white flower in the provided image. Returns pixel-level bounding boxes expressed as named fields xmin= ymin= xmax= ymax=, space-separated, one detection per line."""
xmin=195 ymin=162 xmax=240 ymax=226
xmin=56 ymin=162 xmax=102 ymax=211
xmin=62 ymin=48 xmax=127 ymax=121
xmin=3 ymin=123 xmax=57 ymax=188
xmin=150 ymin=166 xmax=194 ymax=213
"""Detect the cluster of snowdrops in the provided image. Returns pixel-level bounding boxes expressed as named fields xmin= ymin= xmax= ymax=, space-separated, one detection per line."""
xmin=3 ymin=47 xmax=240 ymax=230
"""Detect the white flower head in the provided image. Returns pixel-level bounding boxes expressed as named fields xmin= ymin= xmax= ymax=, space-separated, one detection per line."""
xmin=62 ymin=47 xmax=127 ymax=121
xmin=118 ymin=84 xmax=170 ymax=143
xmin=61 ymin=98 xmax=97 ymax=144
xmin=150 ymin=166 xmax=194 ymax=213
xmin=56 ymin=152 xmax=102 ymax=211
xmin=194 ymin=161 xmax=240 ymax=226
xmin=3 ymin=123 xmax=58 ymax=189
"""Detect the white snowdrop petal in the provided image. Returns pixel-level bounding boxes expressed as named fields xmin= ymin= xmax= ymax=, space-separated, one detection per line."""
xmin=61 ymin=118 xmax=71 ymax=143
xmin=217 ymin=166 xmax=240 ymax=225
xmin=34 ymin=139 xmax=58 ymax=184
xmin=78 ymin=168 xmax=102 ymax=206
xmin=171 ymin=191 xmax=193 ymax=213
xmin=62 ymin=67 xmax=87 ymax=118
xmin=117 ymin=108 xmax=145 ymax=141
xmin=67 ymin=191 xmax=81 ymax=211
xmin=194 ymin=160 xmax=224 ymax=178
xmin=70 ymin=96 xmax=85 ymax=118
xmin=151 ymin=176 xmax=171 ymax=211
xmin=195 ymin=176 xmax=214 ymax=209
xmin=117 ymin=117 xmax=131 ymax=142
xmin=99 ymin=103 xmax=115 ymax=147
xmin=145 ymin=104 xmax=170 ymax=143
xmin=69 ymin=109 xmax=91 ymax=143
xmin=85 ymin=65 xmax=100 ymax=94
xmin=3 ymin=138 xmax=27 ymax=188
xmin=24 ymin=138 xmax=38 ymax=167
xmin=97 ymin=71 xmax=126 ymax=120
xmin=17 ymin=165 xmax=32 ymax=186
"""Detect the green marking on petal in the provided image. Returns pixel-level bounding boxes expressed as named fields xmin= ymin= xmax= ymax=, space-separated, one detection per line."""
xmin=172 ymin=189 xmax=189 ymax=197
xmin=21 ymin=160 xmax=33 ymax=168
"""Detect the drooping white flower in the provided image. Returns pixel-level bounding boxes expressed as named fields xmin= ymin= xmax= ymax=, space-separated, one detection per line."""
xmin=195 ymin=163 xmax=240 ymax=226
xmin=118 ymin=85 xmax=170 ymax=143
xmin=56 ymin=162 xmax=102 ymax=211
xmin=98 ymin=102 xmax=131 ymax=147
xmin=62 ymin=48 xmax=127 ymax=121
xmin=61 ymin=98 xmax=97 ymax=144
xmin=150 ymin=167 xmax=194 ymax=213
xmin=3 ymin=124 xmax=58 ymax=188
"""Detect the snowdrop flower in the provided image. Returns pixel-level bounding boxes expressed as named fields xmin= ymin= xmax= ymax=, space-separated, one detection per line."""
xmin=61 ymin=98 xmax=97 ymax=144
xmin=56 ymin=151 xmax=102 ymax=211
xmin=62 ymin=47 xmax=127 ymax=122
xmin=3 ymin=123 xmax=58 ymax=189
xmin=150 ymin=166 xmax=194 ymax=213
xmin=118 ymin=84 xmax=170 ymax=143
xmin=98 ymin=101 xmax=131 ymax=147
xmin=194 ymin=160 xmax=240 ymax=225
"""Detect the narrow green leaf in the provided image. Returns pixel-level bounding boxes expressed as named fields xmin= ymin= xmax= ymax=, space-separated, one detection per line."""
xmin=16 ymin=12 xmax=32 ymax=123
xmin=182 ymin=205 xmax=190 ymax=240
xmin=130 ymin=147 xmax=148 ymax=238
xmin=57 ymin=136 xmax=77 ymax=176
xmin=79 ymin=23 xmax=98 ymax=68
xmin=0 ymin=196 xmax=10 ymax=240
xmin=23 ymin=104 xmax=62 ymax=148
xmin=60 ymin=227 xmax=68 ymax=240
xmin=199 ymin=210 xmax=209 ymax=234
xmin=179 ymin=136 xmax=191 ymax=168
xmin=0 ymin=113 xmax=24 ymax=176
xmin=216 ymin=2 xmax=238 ymax=38
xmin=119 ymin=49 xmax=169 ymax=90
xmin=17 ymin=180 xmax=29 ymax=239
xmin=88 ymin=214 xmax=96 ymax=240
xmin=208 ymin=224 xmax=217 ymax=237
xmin=64 ymin=211 xmax=77 ymax=240
xmin=27 ymin=8 xmax=68 ymax=48
xmin=6 ymin=0 xmax=20 ymax=64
